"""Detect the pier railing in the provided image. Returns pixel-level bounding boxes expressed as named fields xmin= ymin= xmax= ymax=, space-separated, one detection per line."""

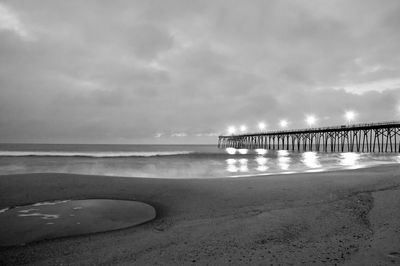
xmin=218 ymin=121 xmax=400 ymax=152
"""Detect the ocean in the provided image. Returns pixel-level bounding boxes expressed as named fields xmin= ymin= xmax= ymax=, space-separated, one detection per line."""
xmin=0 ymin=144 xmax=399 ymax=178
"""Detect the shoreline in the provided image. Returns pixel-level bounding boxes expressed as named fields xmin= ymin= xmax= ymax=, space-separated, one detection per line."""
xmin=1 ymin=164 xmax=400 ymax=265
xmin=1 ymin=160 xmax=399 ymax=181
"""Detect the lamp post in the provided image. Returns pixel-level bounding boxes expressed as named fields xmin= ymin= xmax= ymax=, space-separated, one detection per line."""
xmin=345 ymin=111 xmax=356 ymax=124
xmin=280 ymin=120 xmax=288 ymax=128
xmin=228 ymin=126 xmax=236 ymax=135
xmin=306 ymin=115 xmax=316 ymax=128
xmin=258 ymin=122 xmax=266 ymax=131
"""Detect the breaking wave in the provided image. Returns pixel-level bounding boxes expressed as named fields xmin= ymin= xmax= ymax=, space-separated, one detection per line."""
xmin=0 ymin=151 xmax=195 ymax=158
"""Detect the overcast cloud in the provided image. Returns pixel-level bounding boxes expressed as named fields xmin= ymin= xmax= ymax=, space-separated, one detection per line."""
xmin=0 ymin=0 xmax=400 ymax=144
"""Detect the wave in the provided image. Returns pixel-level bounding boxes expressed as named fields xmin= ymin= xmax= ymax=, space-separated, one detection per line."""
xmin=0 ymin=151 xmax=195 ymax=158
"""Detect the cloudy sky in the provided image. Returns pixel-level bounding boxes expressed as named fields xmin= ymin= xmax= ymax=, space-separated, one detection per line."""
xmin=0 ymin=0 xmax=400 ymax=144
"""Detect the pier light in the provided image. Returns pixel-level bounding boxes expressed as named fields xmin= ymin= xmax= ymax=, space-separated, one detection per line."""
xmin=345 ymin=111 xmax=356 ymax=124
xmin=228 ymin=126 xmax=236 ymax=135
xmin=280 ymin=120 xmax=288 ymax=128
xmin=258 ymin=122 xmax=266 ymax=131
xmin=305 ymin=115 xmax=316 ymax=127
xmin=240 ymin=125 xmax=247 ymax=132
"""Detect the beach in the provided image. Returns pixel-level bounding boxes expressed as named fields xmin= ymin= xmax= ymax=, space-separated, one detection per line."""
xmin=0 ymin=165 xmax=400 ymax=265
xmin=2 ymin=0 xmax=400 ymax=265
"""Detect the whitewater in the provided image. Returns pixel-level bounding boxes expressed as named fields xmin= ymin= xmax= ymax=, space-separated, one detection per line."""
xmin=0 ymin=144 xmax=399 ymax=178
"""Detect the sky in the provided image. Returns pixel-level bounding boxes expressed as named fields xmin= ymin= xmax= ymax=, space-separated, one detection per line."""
xmin=0 ymin=0 xmax=400 ymax=144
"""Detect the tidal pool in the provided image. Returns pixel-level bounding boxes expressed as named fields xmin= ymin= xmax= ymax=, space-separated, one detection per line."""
xmin=0 ymin=199 xmax=156 ymax=247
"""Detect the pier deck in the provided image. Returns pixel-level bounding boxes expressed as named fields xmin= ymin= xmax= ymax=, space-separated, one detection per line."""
xmin=218 ymin=121 xmax=400 ymax=152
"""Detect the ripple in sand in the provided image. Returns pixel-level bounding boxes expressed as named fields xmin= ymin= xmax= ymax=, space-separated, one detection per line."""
xmin=0 ymin=199 xmax=156 ymax=247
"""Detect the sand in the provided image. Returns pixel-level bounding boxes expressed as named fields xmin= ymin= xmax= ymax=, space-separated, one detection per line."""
xmin=0 ymin=165 xmax=399 ymax=265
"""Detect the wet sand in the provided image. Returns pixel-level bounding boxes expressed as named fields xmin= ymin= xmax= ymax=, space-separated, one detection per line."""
xmin=0 ymin=165 xmax=400 ymax=265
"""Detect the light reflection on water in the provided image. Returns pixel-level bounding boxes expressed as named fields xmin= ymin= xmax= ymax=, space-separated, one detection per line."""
xmin=255 ymin=149 xmax=267 ymax=155
xmin=239 ymin=164 xmax=248 ymax=172
xmin=1 ymin=145 xmax=399 ymax=179
xmin=238 ymin=158 xmax=247 ymax=164
xmin=225 ymin=158 xmax=249 ymax=172
xmin=226 ymin=158 xmax=238 ymax=173
xmin=238 ymin=149 xmax=248 ymax=155
xmin=226 ymin=148 xmax=236 ymax=155
xmin=277 ymin=150 xmax=291 ymax=170
xmin=226 ymin=158 xmax=236 ymax=165
xmin=226 ymin=164 xmax=238 ymax=173
xmin=256 ymin=165 xmax=269 ymax=172
xmin=255 ymin=156 xmax=268 ymax=172
xmin=302 ymin=152 xmax=321 ymax=169
xmin=223 ymin=148 xmax=400 ymax=177
xmin=255 ymin=156 xmax=268 ymax=165
xmin=238 ymin=158 xmax=248 ymax=172
xmin=277 ymin=150 xmax=289 ymax=156
xmin=339 ymin=152 xmax=362 ymax=169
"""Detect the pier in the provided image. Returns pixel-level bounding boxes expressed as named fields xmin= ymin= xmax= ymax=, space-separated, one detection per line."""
xmin=218 ymin=121 xmax=400 ymax=152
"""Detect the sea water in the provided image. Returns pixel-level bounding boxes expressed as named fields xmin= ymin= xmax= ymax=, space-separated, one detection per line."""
xmin=0 ymin=144 xmax=399 ymax=178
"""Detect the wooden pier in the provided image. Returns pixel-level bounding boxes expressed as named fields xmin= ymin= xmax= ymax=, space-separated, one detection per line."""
xmin=218 ymin=121 xmax=400 ymax=152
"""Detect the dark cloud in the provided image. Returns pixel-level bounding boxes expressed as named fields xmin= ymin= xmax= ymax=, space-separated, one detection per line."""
xmin=0 ymin=0 xmax=399 ymax=144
